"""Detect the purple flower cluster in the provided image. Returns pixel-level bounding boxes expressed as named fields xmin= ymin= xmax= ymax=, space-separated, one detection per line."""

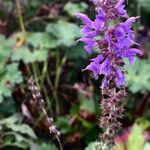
xmin=76 ymin=0 xmax=141 ymax=88
xmin=76 ymin=0 xmax=141 ymax=147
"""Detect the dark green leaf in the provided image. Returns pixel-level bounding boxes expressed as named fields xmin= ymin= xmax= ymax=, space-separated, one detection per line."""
xmin=46 ymin=20 xmax=81 ymax=47
xmin=64 ymin=2 xmax=88 ymax=16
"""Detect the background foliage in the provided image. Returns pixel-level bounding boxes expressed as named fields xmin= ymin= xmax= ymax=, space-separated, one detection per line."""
xmin=0 ymin=0 xmax=150 ymax=150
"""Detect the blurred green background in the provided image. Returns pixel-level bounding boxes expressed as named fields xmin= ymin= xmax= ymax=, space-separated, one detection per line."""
xmin=0 ymin=0 xmax=150 ymax=150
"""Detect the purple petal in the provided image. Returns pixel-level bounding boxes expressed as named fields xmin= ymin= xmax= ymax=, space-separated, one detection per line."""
xmin=103 ymin=79 xmax=108 ymax=88
xmin=78 ymin=37 xmax=96 ymax=45
xmin=129 ymin=56 xmax=135 ymax=64
xmin=124 ymin=17 xmax=139 ymax=27
xmin=83 ymin=55 xmax=104 ymax=79
xmin=105 ymin=32 xmax=111 ymax=48
xmin=78 ymin=38 xmax=97 ymax=53
xmin=116 ymin=69 xmax=126 ymax=87
xmin=115 ymin=26 xmax=126 ymax=38
xmin=75 ymin=13 xmax=92 ymax=25
xmin=123 ymin=48 xmax=142 ymax=64
xmin=116 ymin=0 xmax=126 ymax=8
xmin=100 ymin=58 xmax=111 ymax=75
xmin=84 ymin=61 xmax=99 ymax=79
xmin=81 ymin=26 xmax=97 ymax=37
xmin=117 ymin=5 xmax=127 ymax=17
xmin=130 ymin=48 xmax=142 ymax=55
xmin=84 ymin=45 xmax=92 ymax=53
xmin=90 ymin=54 xmax=104 ymax=62
xmin=93 ymin=8 xmax=106 ymax=31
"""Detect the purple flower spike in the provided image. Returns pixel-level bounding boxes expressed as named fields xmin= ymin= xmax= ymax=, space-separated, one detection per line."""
xmin=76 ymin=0 xmax=141 ymax=147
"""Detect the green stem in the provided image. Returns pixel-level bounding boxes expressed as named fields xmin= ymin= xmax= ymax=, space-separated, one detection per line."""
xmin=55 ymin=51 xmax=60 ymax=89
xmin=54 ymin=52 xmax=67 ymax=114
xmin=31 ymin=63 xmax=40 ymax=90
xmin=15 ymin=0 xmax=25 ymax=32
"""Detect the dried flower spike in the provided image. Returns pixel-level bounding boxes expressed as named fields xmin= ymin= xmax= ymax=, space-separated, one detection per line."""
xmin=28 ymin=76 xmax=63 ymax=150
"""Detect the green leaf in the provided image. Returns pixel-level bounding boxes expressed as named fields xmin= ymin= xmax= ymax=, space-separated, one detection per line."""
xmin=27 ymin=32 xmax=57 ymax=49
xmin=79 ymin=94 xmax=96 ymax=113
xmin=127 ymin=124 xmax=145 ymax=150
xmin=11 ymin=47 xmax=34 ymax=63
xmin=4 ymin=63 xmax=23 ymax=84
xmin=46 ymin=20 xmax=81 ymax=47
xmin=32 ymin=49 xmax=48 ymax=62
xmin=126 ymin=59 xmax=150 ymax=93
xmin=2 ymin=142 xmax=28 ymax=149
xmin=64 ymin=2 xmax=88 ymax=16
xmin=1 ymin=114 xmax=37 ymax=139
xmin=141 ymin=0 xmax=150 ymax=12
xmin=11 ymin=47 xmax=48 ymax=63
xmin=136 ymin=118 xmax=150 ymax=130
xmin=85 ymin=142 xmax=100 ymax=150
xmin=56 ymin=117 xmax=72 ymax=134
xmin=7 ymin=124 xmax=37 ymax=139
xmin=1 ymin=113 xmax=23 ymax=125
xmin=66 ymin=43 xmax=88 ymax=59
xmin=0 ymin=34 xmax=15 ymax=59
xmin=0 ymin=63 xmax=23 ymax=102
xmin=14 ymin=133 xmax=40 ymax=150
xmin=14 ymin=133 xmax=25 ymax=142
xmin=40 ymin=143 xmax=58 ymax=150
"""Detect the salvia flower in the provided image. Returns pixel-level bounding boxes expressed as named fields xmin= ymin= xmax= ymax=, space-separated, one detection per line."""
xmin=76 ymin=0 xmax=141 ymax=88
xmin=76 ymin=0 xmax=141 ymax=148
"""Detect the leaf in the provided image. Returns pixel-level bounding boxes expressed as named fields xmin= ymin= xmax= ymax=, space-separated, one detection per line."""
xmin=1 ymin=113 xmax=23 ymax=125
xmin=0 ymin=63 xmax=23 ymax=102
xmin=40 ymin=143 xmax=58 ymax=150
xmin=46 ymin=20 xmax=81 ymax=47
xmin=85 ymin=142 xmax=100 ymax=150
xmin=14 ymin=133 xmax=25 ymax=142
xmin=66 ymin=43 xmax=88 ymax=59
xmin=126 ymin=59 xmax=150 ymax=93
xmin=0 ymin=34 xmax=15 ymax=59
xmin=14 ymin=133 xmax=40 ymax=150
xmin=2 ymin=142 xmax=28 ymax=149
xmin=55 ymin=117 xmax=72 ymax=134
xmin=32 ymin=49 xmax=48 ymax=62
xmin=79 ymin=94 xmax=96 ymax=113
xmin=27 ymin=32 xmax=57 ymax=49
xmin=64 ymin=2 xmax=88 ymax=16
xmin=1 ymin=114 xmax=37 ymax=139
xmin=127 ymin=124 xmax=145 ymax=150
xmin=4 ymin=63 xmax=23 ymax=84
xmin=7 ymin=124 xmax=37 ymax=139
xmin=136 ymin=118 xmax=150 ymax=130
xmin=11 ymin=47 xmax=48 ymax=63
xmin=141 ymin=0 xmax=150 ymax=12
xmin=11 ymin=47 xmax=34 ymax=63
